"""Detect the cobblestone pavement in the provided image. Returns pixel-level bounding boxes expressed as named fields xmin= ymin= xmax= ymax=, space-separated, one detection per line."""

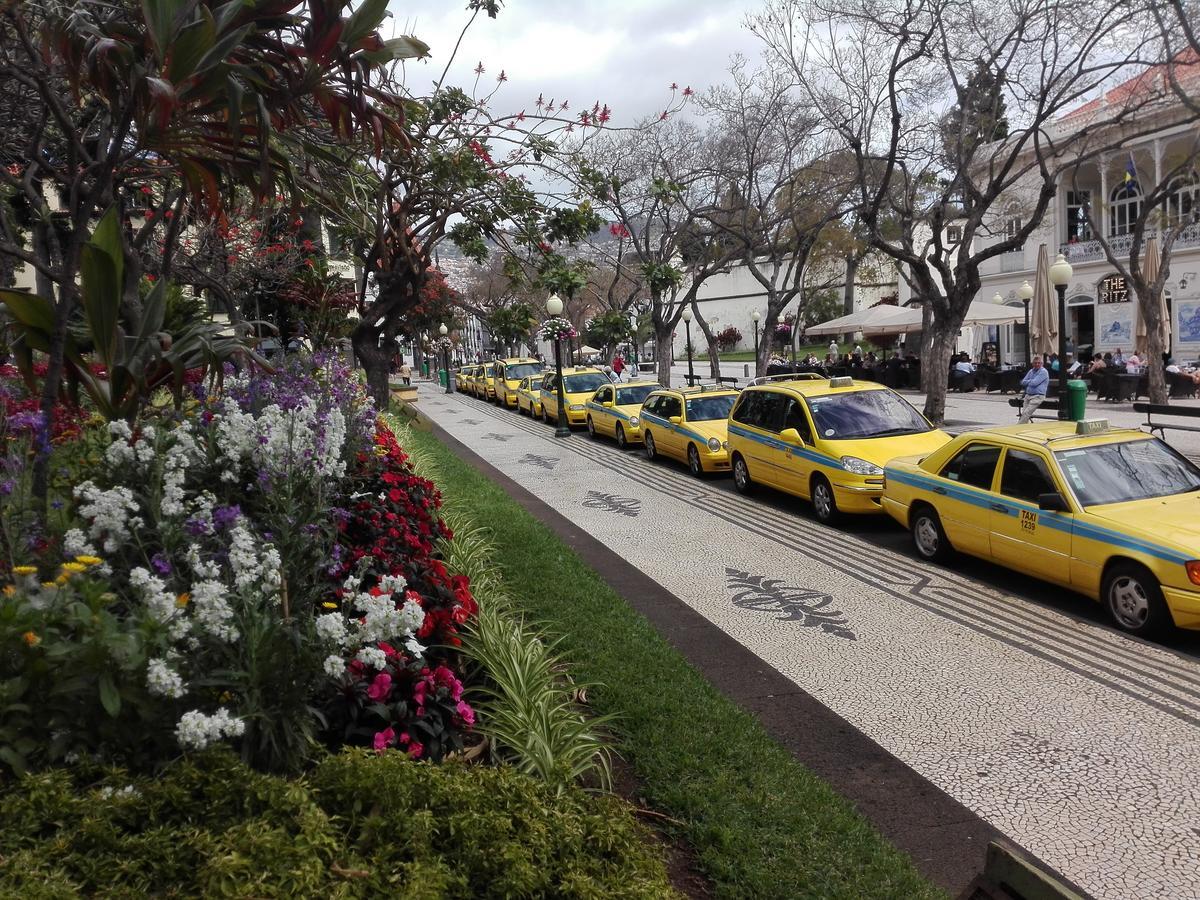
xmin=419 ymin=384 xmax=1200 ymax=900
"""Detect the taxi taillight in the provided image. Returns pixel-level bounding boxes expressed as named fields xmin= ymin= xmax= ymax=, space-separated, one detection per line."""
xmin=1187 ymin=561 xmax=1200 ymax=586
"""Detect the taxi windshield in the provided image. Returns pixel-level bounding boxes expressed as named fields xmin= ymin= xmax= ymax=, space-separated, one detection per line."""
xmin=505 ymin=363 xmax=542 ymax=380
xmin=805 ymin=390 xmax=930 ymax=439
xmin=616 ymin=385 xmax=657 ymax=406
xmin=1054 ymin=438 xmax=1200 ymax=506
xmin=685 ymin=394 xmax=736 ymax=421
xmin=563 ymin=373 xmax=608 ymax=393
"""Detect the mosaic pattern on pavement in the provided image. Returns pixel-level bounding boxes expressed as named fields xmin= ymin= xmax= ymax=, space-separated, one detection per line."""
xmin=419 ymin=391 xmax=1200 ymax=900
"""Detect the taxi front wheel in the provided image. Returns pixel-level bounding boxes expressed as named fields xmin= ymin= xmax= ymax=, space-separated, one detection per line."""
xmin=811 ymin=476 xmax=840 ymax=526
xmin=910 ymin=505 xmax=952 ymax=563
xmin=644 ymin=432 xmax=658 ymax=461
xmin=732 ymin=454 xmax=754 ymax=495
xmin=587 ymin=416 xmax=598 ymax=439
xmin=615 ymin=423 xmax=628 ymax=449
xmin=1103 ymin=564 xmax=1171 ymax=637
xmin=687 ymin=444 xmax=703 ymax=477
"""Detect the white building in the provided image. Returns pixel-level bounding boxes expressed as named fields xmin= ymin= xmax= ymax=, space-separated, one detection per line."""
xmin=903 ymin=57 xmax=1200 ymax=364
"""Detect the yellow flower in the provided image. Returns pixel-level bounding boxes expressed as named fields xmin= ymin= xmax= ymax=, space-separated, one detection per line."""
xmin=41 ymin=581 xmax=56 ymax=589
xmin=219 ymin=691 xmax=232 ymax=703
xmin=3 ymin=585 xmax=14 ymax=597
xmin=175 ymin=593 xmax=190 ymax=608
xmin=322 ymin=601 xmax=338 ymax=609
xmin=13 ymin=566 xmax=37 ymax=576
xmin=54 ymin=574 xmax=69 ymax=586
xmin=61 ymin=562 xmax=88 ymax=574
xmin=75 ymin=555 xmax=102 ymax=566
xmin=22 ymin=631 xmax=39 ymax=647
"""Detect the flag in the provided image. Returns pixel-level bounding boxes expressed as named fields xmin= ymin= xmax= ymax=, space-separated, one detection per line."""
xmin=1124 ymin=153 xmax=1138 ymax=186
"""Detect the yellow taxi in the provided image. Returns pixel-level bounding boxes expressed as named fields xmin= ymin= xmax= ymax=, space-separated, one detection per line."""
xmin=585 ymin=380 xmax=662 ymax=448
xmin=882 ymin=419 xmax=1200 ymax=637
xmin=516 ymin=374 xmax=546 ymax=417
xmin=540 ymin=367 xmax=609 ymax=427
xmin=727 ymin=375 xmax=950 ymax=524
xmin=492 ymin=358 xmax=544 ymax=408
xmin=640 ymin=385 xmax=739 ymax=476
xmin=475 ymin=361 xmax=498 ymax=400
xmin=456 ymin=364 xmax=480 ymax=393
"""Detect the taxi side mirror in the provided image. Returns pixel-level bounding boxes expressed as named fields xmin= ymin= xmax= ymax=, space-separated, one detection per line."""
xmin=668 ymin=415 xmax=682 ymax=425
xmin=602 ymin=401 xmax=614 ymax=408
xmin=1037 ymin=492 xmax=1069 ymax=512
xmin=779 ymin=427 xmax=804 ymax=445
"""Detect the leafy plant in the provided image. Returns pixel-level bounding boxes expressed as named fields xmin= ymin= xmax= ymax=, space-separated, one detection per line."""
xmin=716 ymin=324 xmax=743 ymax=352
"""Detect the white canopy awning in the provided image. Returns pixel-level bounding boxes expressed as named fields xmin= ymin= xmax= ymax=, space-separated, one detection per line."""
xmin=804 ymin=305 xmax=915 ymax=336
xmin=859 ymin=300 xmax=1024 ymax=336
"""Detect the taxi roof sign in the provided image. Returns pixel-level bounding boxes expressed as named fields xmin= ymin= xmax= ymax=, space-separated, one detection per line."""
xmin=1075 ymin=418 xmax=1109 ymax=435
xmin=829 ymin=376 xmax=854 ymax=388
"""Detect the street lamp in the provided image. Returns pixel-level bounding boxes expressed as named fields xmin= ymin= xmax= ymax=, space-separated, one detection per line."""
xmin=1017 ymin=280 xmax=1034 ymax=365
xmin=546 ymin=293 xmax=570 ymax=438
xmin=439 ymin=323 xmax=452 ymax=395
xmin=681 ymin=306 xmax=695 ymax=386
xmin=628 ymin=311 xmax=639 ymax=373
xmin=1049 ymin=253 xmax=1073 ymax=419
xmin=751 ymin=309 xmax=761 ymax=369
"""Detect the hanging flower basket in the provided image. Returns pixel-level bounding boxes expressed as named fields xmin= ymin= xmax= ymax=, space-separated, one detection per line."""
xmin=541 ymin=317 xmax=577 ymax=341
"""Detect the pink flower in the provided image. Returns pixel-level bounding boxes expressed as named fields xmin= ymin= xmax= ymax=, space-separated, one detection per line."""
xmin=407 ymin=741 xmax=424 ymax=759
xmin=456 ymin=700 xmax=476 ymax=727
xmin=373 ymin=727 xmax=395 ymax=752
xmin=367 ymin=672 xmax=392 ymax=702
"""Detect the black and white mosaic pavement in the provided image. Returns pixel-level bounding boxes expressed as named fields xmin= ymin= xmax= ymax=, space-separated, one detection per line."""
xmin=419 ymin=391 xmax=1200 ymax=900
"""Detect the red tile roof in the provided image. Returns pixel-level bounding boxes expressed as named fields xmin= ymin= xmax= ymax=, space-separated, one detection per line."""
xmin=1060 ymin=49 xmax=1200 ymax=122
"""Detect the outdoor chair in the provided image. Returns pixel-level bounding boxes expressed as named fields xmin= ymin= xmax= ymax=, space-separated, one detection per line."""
xmin=1169 ymin=372 xmax=1198 ymax=399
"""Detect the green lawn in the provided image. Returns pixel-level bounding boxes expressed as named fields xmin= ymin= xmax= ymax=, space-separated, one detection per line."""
xmin=405 ymin=422 xmax=943 ymax=900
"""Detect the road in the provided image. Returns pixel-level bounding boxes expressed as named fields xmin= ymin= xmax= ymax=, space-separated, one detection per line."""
xmin=419 ymin=384 xmax=1200 ymax=900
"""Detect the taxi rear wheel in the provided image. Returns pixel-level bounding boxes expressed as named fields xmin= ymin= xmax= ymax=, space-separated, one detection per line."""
xmin=910 ymin=504 xmax=952 ymax=563
xmin=615 ymin=423 xmax=628 ymax=449
xmin=644 ymin=431 xmax=658 ymax=461
xmin=732 ymin=454 xmax=754 ymax=495
xmin=1103 ymin=563 xmax=1171 ymax=637
xmin=810 ymin=475 xmax=840 ymax=526
xmin=687 ymin=444 xmax=703 ymax=477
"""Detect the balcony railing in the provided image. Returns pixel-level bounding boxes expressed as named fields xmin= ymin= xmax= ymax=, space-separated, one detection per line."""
xmin=998 ymin=250 xmax=1026 ymax=273
xmin=1059 ymin=223 xmax=1200 ymax=264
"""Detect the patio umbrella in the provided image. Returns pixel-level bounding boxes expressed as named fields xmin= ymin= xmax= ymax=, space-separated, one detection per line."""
xmin=1137 ymin=236 xmax=1170 ymax=353
xmin=1030 ymin=243 xmax=1057 ymax=357
xmin=578 ymin=345 xmax=601 ymax=355
xmin=805 ymin=305 xmax=913 ymax=336
xmin=858 ymin=300 xmax=1023 ymax=336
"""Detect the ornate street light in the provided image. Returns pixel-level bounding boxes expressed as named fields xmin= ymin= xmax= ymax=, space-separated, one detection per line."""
xmin=1018 ymin=280 xmax=1034 ymax=365
xmin=1049 ymin=253 xmax=1074 ymax=419
xmin=545 ymin=294 xmax=570 ymax=438
xmin=681 ymin=306 xmax=695 ymax=386
xmin=439 ymin=323 xmax=452 ymax=395
xmin=751 ymin=309 xmax=761 ymax=369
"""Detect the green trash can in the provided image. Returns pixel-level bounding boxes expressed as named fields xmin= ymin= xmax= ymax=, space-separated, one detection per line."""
xmin=1067 ymin=378 xmax=1088 ymax=421
xmin=438 ymin=368 xmax=448 ymax=388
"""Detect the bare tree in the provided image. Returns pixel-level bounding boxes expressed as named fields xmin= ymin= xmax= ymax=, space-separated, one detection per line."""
xmin=752 ymin=0 xmax=1173 ymax=422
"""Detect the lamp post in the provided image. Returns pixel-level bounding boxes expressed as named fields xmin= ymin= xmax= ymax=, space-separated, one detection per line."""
xmin=546 ymin=294 xmax=570 ymax=438
xmin=1018 ymin=280 xmax=1034 ymax=365
xmin=751 ymin=309 xmax=761 ymax=370
xmin=681 ymin=306 xmax=695 ymax=386
xmin=628 ymin=311 xmax=639 ymax=373
xmin=439 ymin=323 xmax=452 ymax=395
xmin=1049 ymin=253 xmax=1073 ymax=420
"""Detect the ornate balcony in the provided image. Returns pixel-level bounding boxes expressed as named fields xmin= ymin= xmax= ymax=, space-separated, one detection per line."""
xmin=1059 ymin=223 xmax=1200 ymax=264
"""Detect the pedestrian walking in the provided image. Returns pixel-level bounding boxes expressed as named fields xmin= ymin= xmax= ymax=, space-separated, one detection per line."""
xmin=1018 ymin=355 xmax=1049 ymax=423
xmin=399 ymin=361 xmax=412 ymax=386
xmin=828 ymin=340 xmax=838 ymax=358
xmin=612 ymin=353 xmax=625 ymax=379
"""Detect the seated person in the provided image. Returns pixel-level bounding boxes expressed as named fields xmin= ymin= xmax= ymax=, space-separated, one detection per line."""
xmin=951 ymin=354 xmax=976 ymax=391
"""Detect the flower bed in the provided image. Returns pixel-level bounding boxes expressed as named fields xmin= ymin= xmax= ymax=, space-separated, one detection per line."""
xmin=0 ymin=354 xmax=478 ymax=774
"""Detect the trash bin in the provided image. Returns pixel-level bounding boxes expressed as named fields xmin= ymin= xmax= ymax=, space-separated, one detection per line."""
xmin=1067 ymin=378 xmax=1088 ymax=421
xmin=438 ymin=368 xmax=448 ymax=388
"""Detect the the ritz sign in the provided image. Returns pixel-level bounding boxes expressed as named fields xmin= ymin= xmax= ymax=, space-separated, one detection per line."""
xmin=1098 ymin=274 xmax=1129 ymax=304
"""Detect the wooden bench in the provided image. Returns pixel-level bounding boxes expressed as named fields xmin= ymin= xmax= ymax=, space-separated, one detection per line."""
xmin=1008 ymin=396 xmax=1060 ymax=421
xmin=1132 ymin=402 xmax=1200 ymax=438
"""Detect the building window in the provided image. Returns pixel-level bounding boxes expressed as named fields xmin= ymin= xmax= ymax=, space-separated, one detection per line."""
xmin=945 ymin=225 xmax=962 ymax=245
xmin=1166 ymin=174 xmax=1199 ymax=227
xmin=1109 ymin=182 xmax=1142 ymax=236
xmin=1066 ymin=190 xmax=1092 ymax=241
xmin=1002 ymin=217 xmax=1023 ymax=247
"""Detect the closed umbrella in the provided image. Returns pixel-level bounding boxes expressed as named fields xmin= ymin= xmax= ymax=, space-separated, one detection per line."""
xmin=1030 ymin=243 xmax=1057 ymax=357
xmin=1138 ymin=236 xmax=1170 ymax=353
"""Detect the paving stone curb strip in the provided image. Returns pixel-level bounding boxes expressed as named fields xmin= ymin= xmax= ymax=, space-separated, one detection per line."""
xmin=416 ymin=409 xmax=1079 ymax=898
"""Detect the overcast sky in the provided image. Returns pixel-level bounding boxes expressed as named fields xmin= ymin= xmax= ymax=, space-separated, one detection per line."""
xmin=387 ymin=0 xmax=765 ymax=127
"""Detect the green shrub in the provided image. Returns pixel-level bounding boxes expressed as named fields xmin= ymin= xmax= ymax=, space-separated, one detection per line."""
xmin=0 ymin=749 xmax=675 ymax=898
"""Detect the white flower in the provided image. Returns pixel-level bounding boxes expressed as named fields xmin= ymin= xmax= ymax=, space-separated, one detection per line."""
xmin=315 ymin=613 xmax=348 ymax=647
xmin=184 ymin=543 xmax=221 ymax=580
xmin=75 ymin=481 xmax=141 ymax=553
xmin=405 ymin=637 xmax=427 ymax=658
xmin=353 ymin=592 xmax=407 ymax=643
xmin=160 ymin=424 xmax=198 ymax=518
xmin=129 ymin=567 xmax=178 ymax=625
xmin=378 ymin=574 xmax=408 ymax=594
xmin=146 ymin=658 xmax=186 ymax=698
xmin=356 ymin=646 xmax=387 ymax=670
xmin=398 ymin=598 xmax=425 ymax=635
xmin=190 ymin=580 xmax=239 ymax=642
xmin=323 ymin=654 xmax=346 ymax=678
xmin=175 ymin=707 xmax=245 ymax=750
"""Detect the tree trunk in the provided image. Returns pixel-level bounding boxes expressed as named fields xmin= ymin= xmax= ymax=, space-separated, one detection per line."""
xmin=353 ymin=325 xmax=392 ymax=409
xmin=1141 ymin=290 xmax=1168 ymax=404
xmin=918 ymin=301 xmax=935 ymax=394
xmin=842 ymin=252 xmax=859 ymax=343
xmin=654 ymin=322 xmax=674 ymax=388
xmin=922 ymin=320 xmax=956 ymax=425
xmin=689 ymin=301 xmax=722 ymax=379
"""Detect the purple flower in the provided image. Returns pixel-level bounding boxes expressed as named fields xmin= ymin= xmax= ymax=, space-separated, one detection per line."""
xmin=184 ymin=516 xmax=210 ymax=537
xmin=0 ymin=480 xmax=13 ymax=496
xmin=212 ymin=505 xmax=242 ymax=529
xmin=151 ymin=552 xmax=172 ymax=575
xmin=6 ymin=411 xmax=43 ymax=432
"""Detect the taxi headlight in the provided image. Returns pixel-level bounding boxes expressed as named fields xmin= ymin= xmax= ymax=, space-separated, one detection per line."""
xmin=841 ymin=455 xmax=884 ymax=476
xmin=629 ymin=415 xmax=639 ymax=426
xmin=570 ymin=404 xmax=585 ymax=411
xmin=707 ymin=437 xmax=722 ymax=452
xmin=1187 ymin=561 xmax=1200 ymax=586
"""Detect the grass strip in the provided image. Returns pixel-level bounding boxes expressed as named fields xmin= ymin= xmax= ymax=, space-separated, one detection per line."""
xmin=404 ymin=421 xmax=944 ymax=900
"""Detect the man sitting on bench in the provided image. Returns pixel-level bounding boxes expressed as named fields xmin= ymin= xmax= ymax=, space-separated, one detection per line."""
xmin=1018 ymin=355 xmax=1049 ymax=423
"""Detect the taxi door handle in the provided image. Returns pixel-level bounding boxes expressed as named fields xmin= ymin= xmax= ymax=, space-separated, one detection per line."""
xmin=990 ymin=503 xmax=1009 ymax=513
xmin=933 ymin=486 xmax=947 ymax=495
